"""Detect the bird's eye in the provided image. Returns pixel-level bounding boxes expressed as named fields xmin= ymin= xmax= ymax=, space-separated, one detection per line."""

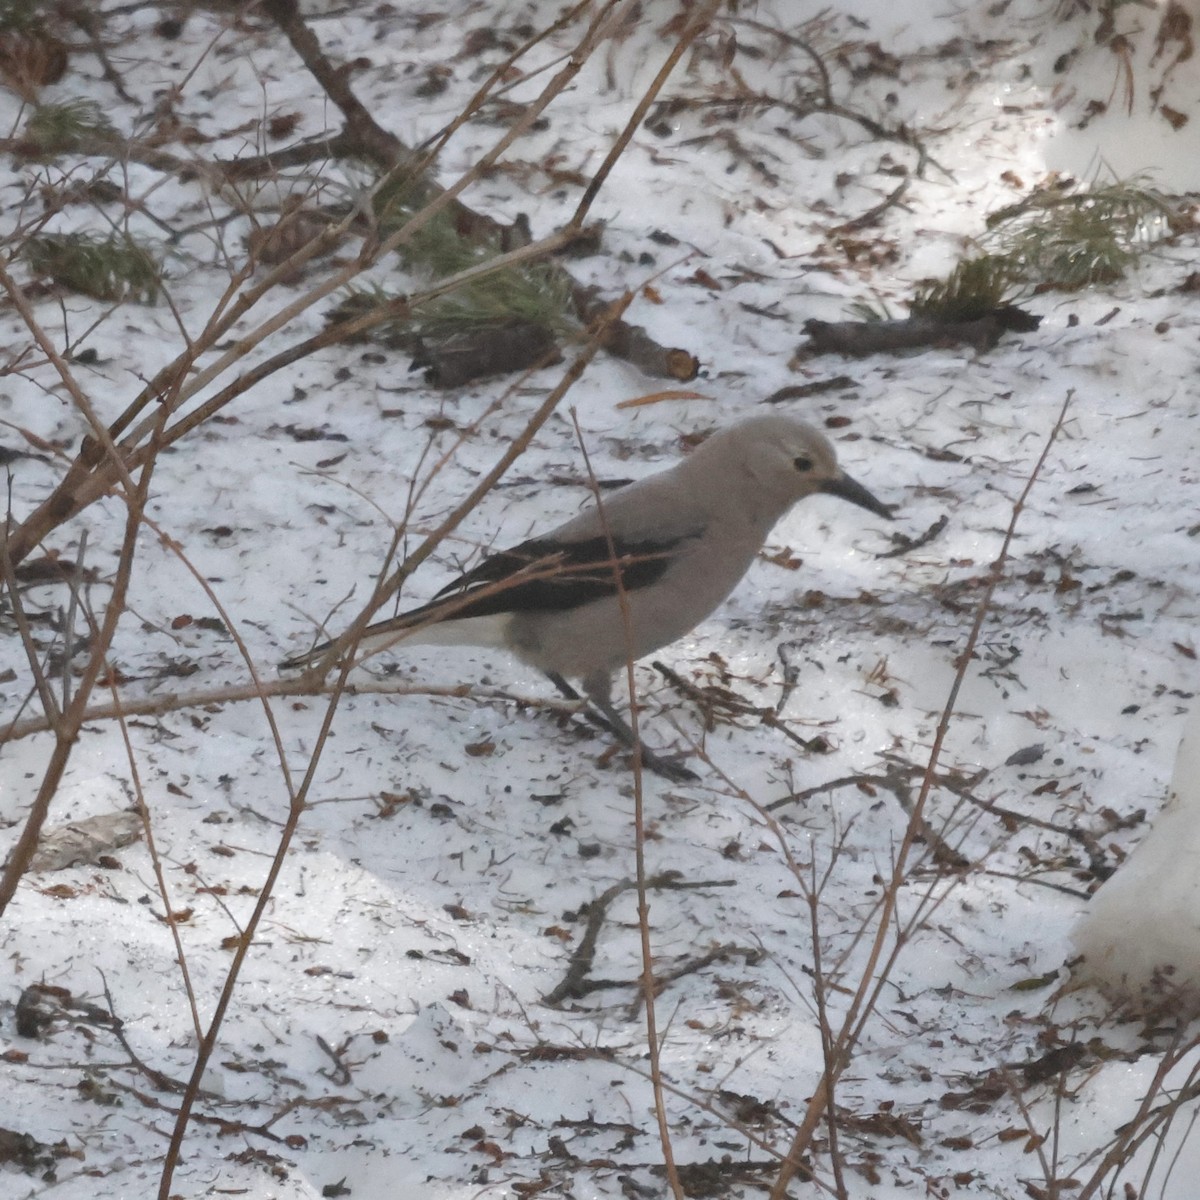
xmin=793 ymin=455 xmax=814 ymax=472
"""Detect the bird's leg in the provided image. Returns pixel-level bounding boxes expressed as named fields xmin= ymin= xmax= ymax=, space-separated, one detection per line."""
xmin=545 ymin=670 xmax=624 ymax=741
xmin=580 ymin=672 xmax=698 ymax=784
xmin=543 ymin=671 xmax=696 ymax=782
xmin=545 ymin=671 xmax=584 ymax=704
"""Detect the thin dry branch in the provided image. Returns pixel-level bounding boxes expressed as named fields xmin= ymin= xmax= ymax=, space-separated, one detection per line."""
xmin=1 ymin=0 xmax=701 ymax=568
xmin=0 ymin=408 xmax=168 ymax=918
xmin=154 ymin=287 xmax=645 ymax=1198
xmin=767 ymin=391 xmax=1076 ymax=1199
xmin=1075 ymin=1022 xmax=1200 ymax=1198
xmin=0 ymin=676 xmax=591 ymax=744
xmin=261 ymin=0 xmax=407 ymax=169
xmin=543 ymin=874 xmax=737 ymax=1007
xmin=569 ymin=408 xmax=684 ymax=1197
xmin=300 ymin=291 xmax=639 ymax=678
xmin=1 ymin=224 xmax=587 ymax=567
xmin=570 ymin=0 xmax=719 ymax=228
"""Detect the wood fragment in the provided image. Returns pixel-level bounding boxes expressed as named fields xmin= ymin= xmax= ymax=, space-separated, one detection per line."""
xmin=763 ymin=377 xmax=857 ymax=404
xmin=800 ymin=307 xmax=1040 ymax=358
xmin=877 ymin=514 xmax=949 ymax=559
xmin=544 ymin=873 xmax=736 ymax=1006
xmin=573 ymin=286 xmax=700 ymax=379
xmin=614 ymin=389 xmax=710 ymax=409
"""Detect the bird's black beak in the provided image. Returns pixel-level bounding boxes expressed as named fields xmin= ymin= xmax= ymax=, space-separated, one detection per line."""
xmin=821 ymin=472 xmax=895 ymax=520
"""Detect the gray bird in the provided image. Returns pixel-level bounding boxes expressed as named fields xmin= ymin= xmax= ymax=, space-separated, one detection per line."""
xmin=282 ymin=414 xmax=894 ymax=780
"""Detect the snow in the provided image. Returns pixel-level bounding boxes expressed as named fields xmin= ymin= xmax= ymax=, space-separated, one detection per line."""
xmin=1 ymin=0 xmax=1200 ymax=1197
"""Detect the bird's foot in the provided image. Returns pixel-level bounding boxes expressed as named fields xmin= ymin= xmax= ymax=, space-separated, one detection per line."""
xmin=632 ymin=746 xmax=698 ymax=784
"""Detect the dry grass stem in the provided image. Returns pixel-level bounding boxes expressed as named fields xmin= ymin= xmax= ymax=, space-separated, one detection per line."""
xmin=569 ymin=408 xmax=684 ymax=1199
xmin=768 ymin=390 xmax=1075 ymax=1198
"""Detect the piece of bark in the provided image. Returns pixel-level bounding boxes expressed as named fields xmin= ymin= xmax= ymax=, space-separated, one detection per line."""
xmin=28 ymin=810 xmax=141 ymax=872
xmin=246 ymin=199 xmax=343 ymax=282
xmin=572 ymin=286 xmax=699 ymax=380
xmin=411 ymin=321 xmax=563 ymax=389
xmin=265 ymin=2 xmax=698 ymax=378
xmin=801 ymin=306 xmax=1040 ymax=358
xmin=261 ymin=0 xmax=406 ymax=168
xmin=260 ymin=0 xmax=510 ymax=247
xmin=763 ymin=377 xmax=856 ymax=404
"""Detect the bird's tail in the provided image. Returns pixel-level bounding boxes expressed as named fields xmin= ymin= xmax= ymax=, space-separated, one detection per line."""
xmin=280 ymin=608 xmax=510 ymax=672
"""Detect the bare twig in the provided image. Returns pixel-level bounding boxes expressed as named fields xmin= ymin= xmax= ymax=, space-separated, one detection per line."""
xmin=570 ymin=0 xmax=719 ymax=229
xmin=305 ymin=292 xmax=638 ymax=679
xmin=154 ymin=283 xmax=646 ymax=1198
xmin=571 ymin=407 xmax=683 ymax=1200
xmin=768 ymin=391 xmax=1075 ymax=1199
xmin=0 ymin=409 xmax=167 ymax=918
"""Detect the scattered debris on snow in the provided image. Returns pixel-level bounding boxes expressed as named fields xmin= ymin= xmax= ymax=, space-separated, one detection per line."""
xmin=1 ymin=1 xmax=1199 ymax=1198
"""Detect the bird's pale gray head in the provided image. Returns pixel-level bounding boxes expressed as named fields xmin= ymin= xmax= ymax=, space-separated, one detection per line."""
xmin=695 ymin=414 xmax=893 ymax=521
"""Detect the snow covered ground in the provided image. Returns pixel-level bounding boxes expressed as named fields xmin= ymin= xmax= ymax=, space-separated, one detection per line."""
xmin=1 ymin=1 xmax=1199 ymax=1197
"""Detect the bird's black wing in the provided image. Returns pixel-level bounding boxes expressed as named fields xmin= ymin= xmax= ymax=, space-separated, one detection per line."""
xmin=425 ymin=531 xmax=698 ymax=619
xmin=280 ymin=531 xmax=699 ymax=670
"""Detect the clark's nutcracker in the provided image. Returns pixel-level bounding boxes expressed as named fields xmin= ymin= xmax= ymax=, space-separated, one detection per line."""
xmin=282 ymin=414 xmax=893 ymax=780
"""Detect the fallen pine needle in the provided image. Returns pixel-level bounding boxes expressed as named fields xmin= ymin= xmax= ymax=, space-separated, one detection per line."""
xmin=615 ymin=388 xmax=711 ymax=409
